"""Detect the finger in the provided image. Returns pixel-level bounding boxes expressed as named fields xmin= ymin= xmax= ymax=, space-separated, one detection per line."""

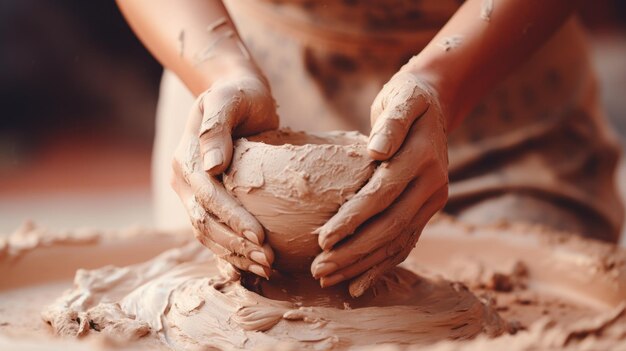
xmin=369 ymin=91 xmax=384 ymax=126
xmin=368 ymin=82 xmax=429 ymax=160
xmin=188 ymin=170 xmax=265 ymax=245
xmin=175 ymin=88 xmax=266 ymax=244
xmin=319 ymin=243 xmax=397 ymax=288
xmin=178 ymin=180 xmax=272 ymax=268
xmin=198 ymin=233 xmax=271 ymax=279
xmin=172 ymin=91 xmax=273 ymax=278
xmin=198 ymin=87 xmax=242 ymax=174
xmin=348 ymin=188 xmax=447 ymax=297
xmin=312 ymin=172 xmax=440 ymax=278
xmin=262 ymin=242 xmax=275 ymax=268
xmin=316 ymin=114 xmax=435 ymax=250
xmin=232 ymin=85 xmax=279 ymax=137
xmin=347 ymin=232 xmax=413 ymax=297
xmin=202 ymin=213 xmax=271 ymax=266
xmin=320 ymin=183 xmax=447 ymax=287
xmin=171 ymin=99 xmax=205 ymax=184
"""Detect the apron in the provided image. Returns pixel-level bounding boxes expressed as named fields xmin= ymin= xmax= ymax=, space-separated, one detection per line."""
xmin=152 ymin=0 xmax=624 ymax=242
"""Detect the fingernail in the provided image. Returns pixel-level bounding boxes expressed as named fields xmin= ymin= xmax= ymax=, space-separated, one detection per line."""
xmin=250 ymin=251 xmax=270 ymax=267
xmin=243 ymin=230 xmax=261 ymax=245
xmin=368 ymin=133 xmax=391 ymax=154
xmin=320 ymin=274 xmax=345 ymax=288
xmin=312 ymin=262 xmax=338 ymax=278
xmin=264 ymin=245 xmax=275 ymax=265
xmin=349 ymin=282 xmax=367 ymax=298
xmin=320 ymin=233 xmax=337 ymax=250
xmin=249 ymin=264 xmax=269 ymax=279
xmin=203 ymin=149 xmax=223 ymax=171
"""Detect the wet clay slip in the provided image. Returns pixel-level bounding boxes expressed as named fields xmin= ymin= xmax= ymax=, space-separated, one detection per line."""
xmin=0 ymin=217 xmax=625 ymax=350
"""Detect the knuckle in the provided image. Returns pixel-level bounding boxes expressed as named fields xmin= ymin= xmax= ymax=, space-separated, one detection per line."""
xmin=342 ymin=211 xmax=360 ymax=229
xmin=221 ymin=252 xmax=236 ymax=263
xmin=200 ymin=94 xmax=243 ymax=135
xmin=226 ymin=253 xmax=247 ymax=268
xmin=197 ymin=180 xmax=217 ymax=203
xmin=392 ymin=215 xmax=411 ymax=233
xmin=208 ymin=83 xmax=239 ymax=100
xmin=199 ymin=116 xmax=226 ymax=140
xmin=387 ymin=242 xmax=404 ymax=257
xmin=192 ymin=228 xmax=209 ymax=246
xmin=231 ymin=209 xmax=251 ymax=230
xmin=385 ymin=112 xmax=411 ymax=131
xmin=380 ymin=178 xmax=407 ymax=200
xmin=188 ymin=200 xmax=207 ymax=227
xmin=411 ymin=149 xmax=439 ymax=175
xmin=232 ymin=237 xmax=247 ymax=252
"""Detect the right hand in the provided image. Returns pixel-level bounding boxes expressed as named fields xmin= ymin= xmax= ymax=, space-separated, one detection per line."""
xmin=171 ymin=73 xmax=279 ymax=279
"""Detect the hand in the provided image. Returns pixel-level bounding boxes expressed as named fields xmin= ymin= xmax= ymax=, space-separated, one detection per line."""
xmin=171 ymin=73 xmax=278 ymax=279
xmin=311 ymin=71 xmax=449 ymax=297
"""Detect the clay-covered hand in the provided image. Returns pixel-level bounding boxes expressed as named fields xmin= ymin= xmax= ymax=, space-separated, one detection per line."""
xmin=311 ymin=71 xmax=449 ymax=297
xmin=171 ymin=73 xmax=278 ymax=279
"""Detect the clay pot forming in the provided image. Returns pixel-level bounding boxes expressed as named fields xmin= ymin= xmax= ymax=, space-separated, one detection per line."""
xmin=223 ymin=129 xmax=375 ymax=272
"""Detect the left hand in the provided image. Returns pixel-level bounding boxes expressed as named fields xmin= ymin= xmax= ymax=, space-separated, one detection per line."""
xmin=310 ymin=71 xmax=449 ymax=297
xmin=171 ymin=73 xmax=278 ymax=279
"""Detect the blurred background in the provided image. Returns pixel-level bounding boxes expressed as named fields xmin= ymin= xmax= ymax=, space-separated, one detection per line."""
xmin=1 ymin=1 xmax=625 ymax=242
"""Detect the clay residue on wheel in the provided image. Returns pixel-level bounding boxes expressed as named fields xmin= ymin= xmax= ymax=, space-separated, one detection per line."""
xmin=41 ymin=240 xmax=507 ymax=350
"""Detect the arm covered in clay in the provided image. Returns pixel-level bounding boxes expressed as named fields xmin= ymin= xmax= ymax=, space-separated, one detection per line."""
xmin=312 ymin=0 xmax=580 ymax=296
xmin=117 ymin=0 xmax=277 ymax=278
xmin=117 ymin=0 xmax=254 ymax=94
xmin=409 ymin=0 xmax=580 ymax=130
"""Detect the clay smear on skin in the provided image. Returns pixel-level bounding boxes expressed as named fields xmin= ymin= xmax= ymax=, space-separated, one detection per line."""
xmin=178 ymin=29 xmax=185 ymax=57
xmin=195 ymin=30 xmax=235 ymax=64
xmin=438 ymin=35 xmax=463 ymax=51
xmin=192 ymin=17 xmax=229 ymax=63
xmin=481 ymin=0 xmax=494 ymax=22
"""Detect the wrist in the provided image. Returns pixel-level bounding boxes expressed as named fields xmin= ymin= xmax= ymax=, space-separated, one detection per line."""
xmin=399 ymin=63 xmax=457 ymax=134
xmin=201 ymin=55 xmax=261 ymax=83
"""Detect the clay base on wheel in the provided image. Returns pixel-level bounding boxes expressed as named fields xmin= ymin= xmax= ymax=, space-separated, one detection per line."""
xmin=1 ymin=216 xmax=625 ymax=350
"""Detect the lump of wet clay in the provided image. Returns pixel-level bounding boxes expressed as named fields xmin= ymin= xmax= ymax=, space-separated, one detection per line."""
xmin=223 ymin=129 xmax=376 ymax=272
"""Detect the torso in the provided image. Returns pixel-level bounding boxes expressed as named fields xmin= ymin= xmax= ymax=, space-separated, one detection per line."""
xmin=152 ymin=1 xmax=624 ymax=239
xmin=229 ymin=0 xmax=623 ymax=238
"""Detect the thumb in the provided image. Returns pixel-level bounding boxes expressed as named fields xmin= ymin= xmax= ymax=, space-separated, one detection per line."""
xmin=198 ymin=89 xmax=243 ymax=175
xmin=367 ymin=86 xmax=429 ymax=161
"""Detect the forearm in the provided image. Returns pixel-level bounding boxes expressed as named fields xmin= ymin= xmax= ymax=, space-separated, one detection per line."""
xmin=117 ymin=0 xmax=258 ymax=95
xmin=406 ymin=0 xmax=580 ymax=130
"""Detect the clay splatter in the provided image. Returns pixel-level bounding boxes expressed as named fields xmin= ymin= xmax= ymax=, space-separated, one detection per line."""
xmin=178 ymin=30 xmax=185 ymax=57
xmin=195 ymin=30 xmax=235 ymax=65
xmin=438 ymin=35 xmax=463 ymax=52
xmin=481 ymin=0 xmax=494 ymax=22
